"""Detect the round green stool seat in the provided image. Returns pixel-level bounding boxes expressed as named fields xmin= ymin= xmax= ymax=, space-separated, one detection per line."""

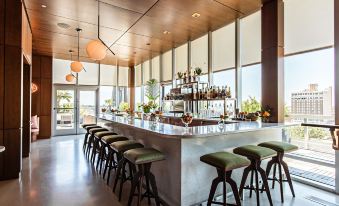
xmin=258 ymin=141 xmax=298 ymax=153
xmin=94 ymin=131 xmax=117 ymax=139
xmin=89 ymin=128 xmax=107 ymax=134
xmin=101 ymin=135 xmax=128 ymax=144
xmin=200 ymin=152 xmax=251 ymax=171
xmin=110 ymin=140 xmax=144 ymax=154
xmin=124 ymin=148 xmax=165 ymax=165
xmin=233 ymin=145 xmax=277 ymax=160
xmin=82 ymin=123 xmax=97 ymax=129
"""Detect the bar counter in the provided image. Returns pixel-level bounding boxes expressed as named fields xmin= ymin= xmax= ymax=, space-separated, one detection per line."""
xmin=96 ymin=114 xmax=295 ymax=206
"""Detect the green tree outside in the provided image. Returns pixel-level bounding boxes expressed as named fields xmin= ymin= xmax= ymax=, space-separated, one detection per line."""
xmin=241 ymin=96 xmax=261 ymax=113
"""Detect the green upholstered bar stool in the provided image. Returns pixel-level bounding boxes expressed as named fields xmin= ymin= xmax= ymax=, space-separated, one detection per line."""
xmin=95 ymin=135 xmax=129 ymax=174
xmin=110 ymin=140 xmax=144 ymax=201
xmin=233 ymin=145 xmax=277 ymax=206
xmin=200 ymin=152 xmax=251 ymax=206
xmin=86 ymin=127 xmax=108 ymax=159
xmin=82 ymin=124 xmax=100 ymax=152
xmin=91 ymin=131 xmax=118 ymax=164
xmin=258 ymin=141 xmax=298 ymax=202
xmin=124 ymin=148 xmax=165 ymax=206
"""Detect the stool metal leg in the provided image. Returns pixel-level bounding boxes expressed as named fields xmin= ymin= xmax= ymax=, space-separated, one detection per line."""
xmin=226 ymin=171 xmax=241 ymax=206
xmin=83 ymin=133 xmax=89 ymax=151
xmin=207 ymin=173 xmax=222 ymax=206
xmin=255 ymin=169 xmax=260 ymax=206
xmin=249 ymin=170 xmax=254 ymax=198
xmin=239 ymin=165 xmax=251 ymax=198
xmin=258 ymin=165 xmax=273 ymax=206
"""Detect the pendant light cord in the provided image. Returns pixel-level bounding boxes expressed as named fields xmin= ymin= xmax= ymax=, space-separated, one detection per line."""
xmin=97 ymin=0 xmax=115 ymax=55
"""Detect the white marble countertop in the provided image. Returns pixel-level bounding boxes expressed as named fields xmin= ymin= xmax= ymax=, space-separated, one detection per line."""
xmin=97 ymin=114 xmax=297 ymax=138
xmin=0 ymin=146 xmax=5 ymax=153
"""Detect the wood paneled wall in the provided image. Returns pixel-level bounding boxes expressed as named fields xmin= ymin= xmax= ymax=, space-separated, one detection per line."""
xmin=0 ymin=0 xmax=25 ymax=180
xmin=261 ymin=0 xmax=285 ymax=123
xmin=32 ymin=54 xmax=52 ymax=139
xmin=129 ymin=67 xmax=135 ymax=111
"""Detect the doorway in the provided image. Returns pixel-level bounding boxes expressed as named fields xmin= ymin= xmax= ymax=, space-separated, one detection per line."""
xmin=53 ymin=85 xmax=98 ymax=136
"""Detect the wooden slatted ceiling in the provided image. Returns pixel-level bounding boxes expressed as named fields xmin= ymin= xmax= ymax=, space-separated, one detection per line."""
xmin=24 ymin=0 xmax=262 ymax=67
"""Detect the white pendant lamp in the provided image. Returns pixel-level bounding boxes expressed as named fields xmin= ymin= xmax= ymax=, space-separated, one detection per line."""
xmin=86 ymin=40 xmax=107 ymax=61
xmin=71 ymin=28 xmax=84 ymax=73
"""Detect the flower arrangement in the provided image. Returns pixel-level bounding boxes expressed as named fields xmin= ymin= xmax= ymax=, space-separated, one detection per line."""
xmin=101 ymin=108 xmax=107 ymax=113
xmin=139 ymin=101 xmax=158 ymax=114
xmin=181 ymin=113 xmax=193 ymax=127
xmin=119 ymin=102 xmax=130 ymax=112
xmin=260 ymin=105 xmax=273 ymax=122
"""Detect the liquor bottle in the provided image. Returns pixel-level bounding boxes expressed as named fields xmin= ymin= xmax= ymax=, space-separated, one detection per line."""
xmin=226 ymin=86 xmax=231 ymax=98
xmin=193 ymin=87 xmax=197 ymax=100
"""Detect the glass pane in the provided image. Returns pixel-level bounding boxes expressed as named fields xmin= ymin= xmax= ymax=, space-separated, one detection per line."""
xmin=212 ymin=22 xmax=235 ymax=71
xmin=118 ymin=67 xmax=129 ymax=87
xmin=213 ymin=69 xmax=235 ymax=98
xmin=78 ymin=62 xmax=99 ymax=85
xmin=241 ymin=64 xmax=262 ymax=112
xmin=175 ymin=43 xmax=188 ymax=73
xmin=143 ymin=61 xmax=150 ymax=83
xmin=135 ymin=87 xmax=142 ymax=111
xmin=191 ymin=35 xmax=208 ymax=74
xmin=283 ymin=48 xmax=335 ymax=188
xmin=241 ymin=11 xmax=261 ymax=65
xmin=53 ymin=59 xmax=75 ymax=84
xmin=152 ymin=56 xmax=160 ymax=81
xmin=161 ymin=50 xmax=173 ymax=82
xmin=135 ymin=64 xmax=142 ymax=87
xmin=56 ymin=90 xmax=74 ymax=130
xmin=79 ymin=91 xmax=96 ymax=127
xmin=100 ymin=86 xmax=115 ymax=110
xmin=100 ymin=64 xmax=117 ymax=86
xmin=284 ymin=0 xmax=334 ymax=54
xmin=118 ymin=87 xmax=129 ymax=110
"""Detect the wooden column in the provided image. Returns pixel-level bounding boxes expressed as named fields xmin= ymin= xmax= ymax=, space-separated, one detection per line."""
xmin=261 ymin=0 xmax=284 ymax=123
xmin=129 ymin=66 xmax=135 ymax=111
xmin=0 ymin=0 xmax=24 ymax=179
xmin=31 ymin=55 xmax=52 ymax=139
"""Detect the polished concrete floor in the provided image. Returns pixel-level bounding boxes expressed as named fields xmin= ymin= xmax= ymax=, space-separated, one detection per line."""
xmin=0 ymin=135 xmax=338 ymax=206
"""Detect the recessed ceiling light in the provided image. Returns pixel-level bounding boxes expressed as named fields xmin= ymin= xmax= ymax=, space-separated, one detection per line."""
xmin=146 ymin=43 xmax=151 ymax=46
xmin=57 ymin=23 xmax=71 ymax=29
xmin=163 ymin=30 xmax=170 ymax=35
xmin=41 ymin=4 xmax=47 ymax=8
xmin=192 ymin=12 xmax=201 ymax=18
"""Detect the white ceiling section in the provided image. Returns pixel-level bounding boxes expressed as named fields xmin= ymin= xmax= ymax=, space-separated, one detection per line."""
xmin=175 ymin=43 xmax=188 ymax=74
xmin=284 ymin=0 xmax=334 ymax=54
xmin=191 ymin=34 xmax=208 ymax=74
xmin=100 ymin=64 xmax=117 ymax=86
xmin=161 ymin=50 xmax=173 ymax=82
xmin=241 ymin=10 xmax=261 ymax=66
xmin=212 ymin=22 xmax=235 ymax=72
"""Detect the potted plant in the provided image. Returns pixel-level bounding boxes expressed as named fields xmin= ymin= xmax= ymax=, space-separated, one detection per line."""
xmin=194 ymin=67 xmax=202 ymax=82
xmin=145 ymin=79 xmax=160 ymax=104
xmin=260 ymin=105 xmax=273 ymax=123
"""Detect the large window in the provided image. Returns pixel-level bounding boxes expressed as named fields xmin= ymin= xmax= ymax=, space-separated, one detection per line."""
xmin=100 ymin=64 xmax=117 ymax=86
xmin=175 ymin=43 xmax=188 ymax=74
xmin=161 ymin=50 xmax=173 ymax=82
xmin=213 ymin=69 xmax=235 ymax=98
xmin=99 ymin=86 xmax=116 ymax=110
xmin=191 ymin=35 xmax=208 ymax=74
xmin=152 ymin=56 xmax=160 ymax=81
xmin=53 ymin=59 xmax=75 ymax=84
xmin=143 ymin=60 xmax=150 ymax=84
xmin=212 ymin=22 xmax=235 ymax=71
xmin=241 ymin=64 xmax=261 ymax=112
xmin=135 ymin=86 xmax=142 ymax=111
xmin=78 ymin=62 xmax=99 ymax=85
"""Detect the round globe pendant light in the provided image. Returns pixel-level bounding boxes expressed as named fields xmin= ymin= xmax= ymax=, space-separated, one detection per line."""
xmin=71 ymin=61 xmax=83 ymax=73
xmin=71 ymin=28 xmax=84 ymax=73
xmin=86 ymin=40 xmax=107 ymax=61
xmin=65 ymin=73 xmax=75 ymax=82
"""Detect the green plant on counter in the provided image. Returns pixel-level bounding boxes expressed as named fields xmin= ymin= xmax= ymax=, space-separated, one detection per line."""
xmin=139 ymin=101 xmax=158 ymax=113
xmin=145 ymin=79 xmax=160 ymax=101
xmin=104 ymin=99 xmax=113 ymax=107
xmin=194 ymin=67 xmax=202 ymax=76
xmin=177 ymin=72 xmax=183 ymax=79
xmin=119 ymin=102 xmax=130 ymax=112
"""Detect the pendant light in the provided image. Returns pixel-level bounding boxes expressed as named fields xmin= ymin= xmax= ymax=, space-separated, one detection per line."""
xmin=86 ymin=0 xmax=115 ymax=61
xmin=71 ymin=28 xmax=84 ymax=73
xmin=66 ymin=50 xmax=76 ymax=82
